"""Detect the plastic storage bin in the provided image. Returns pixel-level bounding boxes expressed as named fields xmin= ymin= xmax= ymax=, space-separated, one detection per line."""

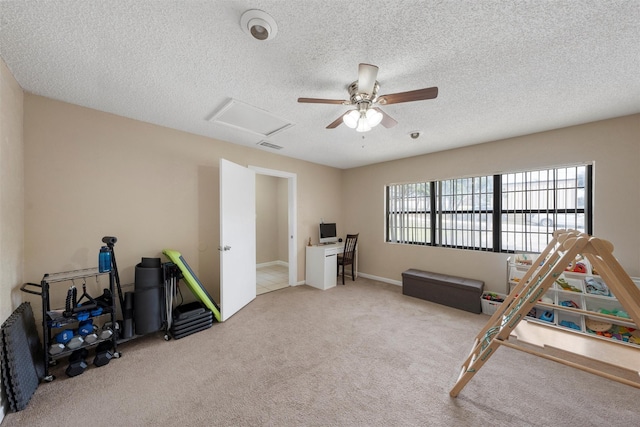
xmin=481 ymin=292 xmax=506 ymax=315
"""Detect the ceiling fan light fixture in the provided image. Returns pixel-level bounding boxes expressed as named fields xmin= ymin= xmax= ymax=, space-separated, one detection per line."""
xmin=343 ymin=109 xmax=360 ymax=128
xmin=299 ymin=63 xmax=438 ymax=131
xmin=366 ymin=108 xmax=383 ymax=127
xmin=356 ymin=119 xmax=371 ymax=133
xmin=356 ymin=111 xmax=372 ymax=132
xmin=240 ymin=10 xmax=278 ymax=41
xmin=344 ymin=107 xmax=381 ymax=132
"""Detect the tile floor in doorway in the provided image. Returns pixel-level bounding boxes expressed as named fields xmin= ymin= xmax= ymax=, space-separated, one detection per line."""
xmin=257 ymin=264 xmax=289 ymax=295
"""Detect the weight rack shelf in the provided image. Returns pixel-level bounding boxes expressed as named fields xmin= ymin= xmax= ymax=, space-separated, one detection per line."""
xmin=21 ymin=268 xmax=120 ymax=382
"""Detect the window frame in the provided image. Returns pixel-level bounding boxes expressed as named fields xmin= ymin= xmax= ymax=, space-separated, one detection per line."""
xmin=385 ymin=164 xmax=592 ymax=253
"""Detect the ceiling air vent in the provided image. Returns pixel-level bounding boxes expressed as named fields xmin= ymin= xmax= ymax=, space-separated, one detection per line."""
xmin=257 ymin=141 xmax=283 ymax=150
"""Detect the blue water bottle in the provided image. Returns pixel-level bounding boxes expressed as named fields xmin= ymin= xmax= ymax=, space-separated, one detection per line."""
xmin=99 ymin=246 xmax=112 ymax=273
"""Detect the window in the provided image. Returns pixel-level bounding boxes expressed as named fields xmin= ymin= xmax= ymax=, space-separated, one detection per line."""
xmin=501 ymin=165 xmax=589 ymax=252
xmin=387 ymin=182 xmax=432 ymax=245
xmin=437 ymin=176 xmax=494 ymax=250
xmin=385 ymin=164 xmax=591 ymax=253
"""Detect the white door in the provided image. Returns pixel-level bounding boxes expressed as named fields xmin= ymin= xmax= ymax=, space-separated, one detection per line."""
xmin=220 ymin=158 xmax=256 ymax=321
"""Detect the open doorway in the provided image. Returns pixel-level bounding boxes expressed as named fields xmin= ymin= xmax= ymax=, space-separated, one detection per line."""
xmin=250 ymin=166 xmax=297 ymax=295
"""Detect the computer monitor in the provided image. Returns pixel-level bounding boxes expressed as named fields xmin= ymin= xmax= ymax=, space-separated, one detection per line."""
xmin=319 ymin=223 xmax=338 ymax=244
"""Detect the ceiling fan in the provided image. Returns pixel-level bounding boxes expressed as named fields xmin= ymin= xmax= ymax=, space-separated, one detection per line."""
xmin=298 ymin=63 xmax=438 ymax=132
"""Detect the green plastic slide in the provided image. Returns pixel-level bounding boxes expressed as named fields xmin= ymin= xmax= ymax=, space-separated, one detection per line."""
xmin=162 ymin=249 xmax=221 ymax=322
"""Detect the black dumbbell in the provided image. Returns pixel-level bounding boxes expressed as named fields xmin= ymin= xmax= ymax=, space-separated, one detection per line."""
xmin=93 ymin=341 xmax=114 ymax=367
xmin=65 ymin=348 xmax=89 ymax=377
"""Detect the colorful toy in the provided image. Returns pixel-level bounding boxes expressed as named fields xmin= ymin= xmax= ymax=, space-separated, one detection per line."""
xmin=565 ymin=255 xmax=590 ymax=273
xmin=585 ymin=318 xmax=612 ymax=332
xmin=559 ymin=320 xmax=581 ymax=330
xmin=572 ymin=262 xmax=588 ymax=274
xmin=596 ymin=308 xmax=630 ymax=319
xmin=585 ymin=324 xmax=640 ymax=344
xmin=540 ymin=311 xmax=554 ymax=322
xmin=483 ymin=292 xmax=504 ymax=303
xmin=615 ymin=310 xmax=630 ymax=319
xmin=560 ymin=300 xmax=580 ymax=309
xmin=555 ymin=277 xmax=581 ymax=292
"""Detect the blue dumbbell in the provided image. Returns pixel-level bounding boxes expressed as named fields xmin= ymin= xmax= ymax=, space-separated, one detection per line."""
xmin=78 ymin=319 xmax=94 ymax=336
xmin=55 ymin=329 xmax=74 ymax=344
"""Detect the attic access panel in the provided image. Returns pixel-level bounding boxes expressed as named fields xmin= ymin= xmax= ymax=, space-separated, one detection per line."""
xmin=208 ymin=99 xmax=293 ymax=137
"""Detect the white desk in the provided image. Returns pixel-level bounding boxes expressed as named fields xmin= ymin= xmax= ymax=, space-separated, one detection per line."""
xmin=305 ymin=243 xmax=357 ymax=290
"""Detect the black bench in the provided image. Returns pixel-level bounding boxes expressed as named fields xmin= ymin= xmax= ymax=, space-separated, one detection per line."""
xmin=402 ymin=269 xmax=484 ymax=314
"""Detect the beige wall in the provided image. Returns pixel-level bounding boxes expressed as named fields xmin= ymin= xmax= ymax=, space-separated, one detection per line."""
xmin=13 ymin=84 xmax=640 ymax=307
xmin=256 ymin=174 xmax=277 ymax=264
xmin=23 ymin=95 xmax=343 ymax=308
xmin=256 ymin=174 xmax=278 ymax=264
xmin=256 ymin=175 xmax=289 ymax=265
xmin=0 ymin=58 xmax=24 ymax=421
xmin=277 ymin=177 xmax=288 ymax=261
xmin=343 ymin=114 xmax=640 ymax=293
xmin=0 ymin=59 xmax=24 ymax=325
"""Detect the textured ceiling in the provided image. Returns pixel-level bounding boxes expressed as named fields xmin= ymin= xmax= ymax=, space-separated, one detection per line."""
xmin=1 ymin=1 xmax=639 ymax=169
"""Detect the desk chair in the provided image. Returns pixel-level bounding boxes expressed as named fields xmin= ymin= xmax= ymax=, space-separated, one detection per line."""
xmin=337 ymin=234 xmax=358 ymax=285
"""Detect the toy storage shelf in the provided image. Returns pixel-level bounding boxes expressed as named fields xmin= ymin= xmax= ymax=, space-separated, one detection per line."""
xmin=20 ymin=267 xmax=120 ymax=382
xmin=507 ymin=261 xmax=640 ymax=349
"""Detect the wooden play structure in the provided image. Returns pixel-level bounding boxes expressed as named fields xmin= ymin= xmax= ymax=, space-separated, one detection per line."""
xmin=450 ymin=230 xmax=640 ymax=397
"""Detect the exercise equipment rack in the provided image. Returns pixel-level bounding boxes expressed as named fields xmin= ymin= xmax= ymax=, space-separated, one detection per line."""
xmin=21 ymin=267 xmax=120 ymax=382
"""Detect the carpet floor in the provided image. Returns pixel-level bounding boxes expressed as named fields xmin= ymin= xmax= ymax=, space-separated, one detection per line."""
xmin=3 ymin=277 xmax=639 ymax=426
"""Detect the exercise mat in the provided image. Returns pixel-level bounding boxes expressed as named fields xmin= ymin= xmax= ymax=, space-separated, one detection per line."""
xmin=134 ymin=257 xmax=163 ymax=335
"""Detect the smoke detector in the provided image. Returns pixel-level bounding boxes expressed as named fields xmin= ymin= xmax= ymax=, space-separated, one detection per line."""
xmin=240 ymin=10 xmax=278 ymax=41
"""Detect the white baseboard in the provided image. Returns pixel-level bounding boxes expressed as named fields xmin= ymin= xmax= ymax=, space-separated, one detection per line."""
xmin=300 ymin=273 xmax=401 ymax=287
xmin=256 ymin=260 xmax=288 ymax=268
xmin=357 ymin=272 xmax=402 ymax=286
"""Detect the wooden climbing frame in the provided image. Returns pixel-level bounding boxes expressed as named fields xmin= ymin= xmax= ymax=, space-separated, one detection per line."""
xmin=450 ymin=230 xmax=640 ymax=397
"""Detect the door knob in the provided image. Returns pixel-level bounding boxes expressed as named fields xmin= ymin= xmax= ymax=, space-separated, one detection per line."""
xmin=218 ymin=245 xmax=231 ymax=251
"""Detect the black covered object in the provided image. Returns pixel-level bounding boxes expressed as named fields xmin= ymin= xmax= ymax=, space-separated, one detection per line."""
xmin=135 ymin=257 xmax=163 ymax=288
xmin=0 ymin=302 xmax=44 ymax=412
xmin=402 ymin=269 xmax=484 ymax=314
xmin=134 ymin=257 xmax=163 ymax=335
xmin=170 ymin=302 xmax=213 ymax=339
xmin=171 ymin=321 xmax=213 ymax=340
xmin=173 ymin=301 xmax=207 ymax=320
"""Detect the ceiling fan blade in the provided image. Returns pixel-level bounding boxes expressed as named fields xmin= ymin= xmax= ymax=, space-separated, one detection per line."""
xmin=326 ymin=113 xmax=346 ymax=129
xmin=358 ymin=63 xmax=379 ymax=95
xmin=373 ymin=108 xmax=398 ymax=128
xmin=298 ymin=97 xmax=348 ymax=105
xmin=377 ymin=86 xmax=438 ymax=105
